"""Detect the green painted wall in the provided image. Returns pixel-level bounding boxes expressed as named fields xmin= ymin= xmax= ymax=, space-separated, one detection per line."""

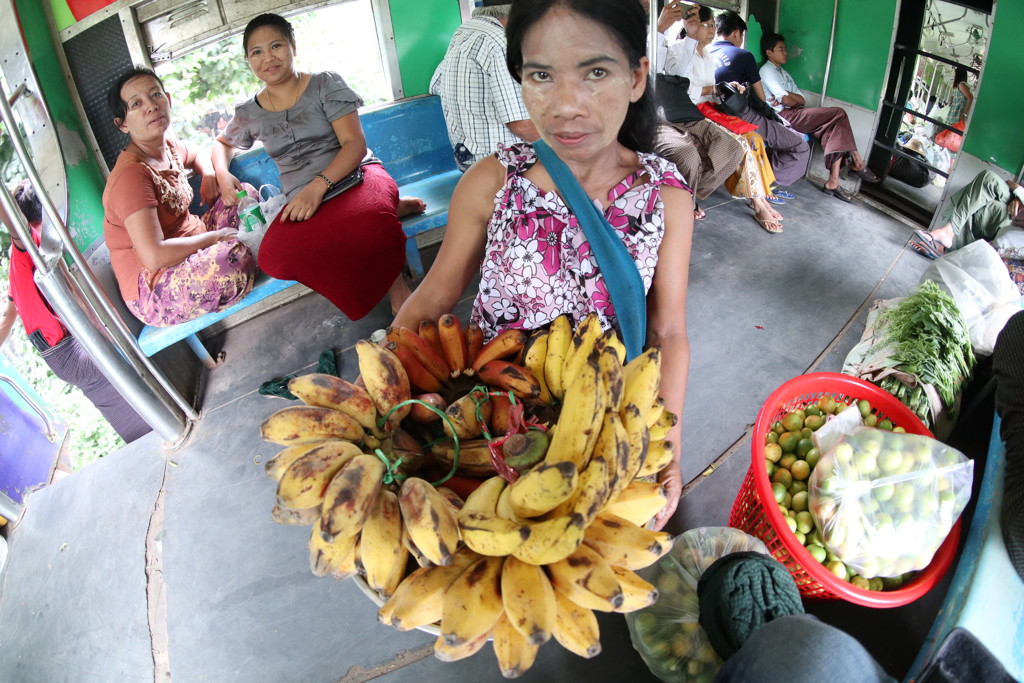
xmin=17 ymin=0 xmax=108 ymax=253
xmin=49 ymin=0 xmax=75 ymax=32
xmin=828 ymin=0 xmax=896 ymax=109
xmin=776 ymin=0 xmax=832 ymax=91
xmin=391 ymin=0 xmax=462 ymax=97
xmin=777 ymin=0 xmax=895 ymax=110
xmin=964 ymin=0 xmax=1024 ymax=173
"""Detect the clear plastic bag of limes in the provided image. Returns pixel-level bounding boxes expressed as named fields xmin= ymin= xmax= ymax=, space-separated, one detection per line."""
xmin=809 ymin=427 xmax=973 ymax=580
xmin=626 ymin=527 xmax=769 ymax=683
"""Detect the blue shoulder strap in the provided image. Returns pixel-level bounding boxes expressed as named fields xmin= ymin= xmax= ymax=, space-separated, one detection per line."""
xmin=532 ymin=139 xmax=646 ymax=361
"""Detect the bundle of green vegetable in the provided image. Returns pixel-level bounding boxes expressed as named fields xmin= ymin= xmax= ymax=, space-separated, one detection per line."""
xmin=873 ymin=280 xmax=974 ymax=426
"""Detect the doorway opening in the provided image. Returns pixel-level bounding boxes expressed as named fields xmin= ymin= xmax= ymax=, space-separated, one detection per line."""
xmin=863 ymin=0 xmax=992 ymax=225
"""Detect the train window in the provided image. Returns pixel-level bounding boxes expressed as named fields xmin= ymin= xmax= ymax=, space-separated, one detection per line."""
xmin=154 ymin=2 xmax=390 ymax=147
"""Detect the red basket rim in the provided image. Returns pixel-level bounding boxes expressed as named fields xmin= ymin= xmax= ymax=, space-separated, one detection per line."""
xmin=750 ymin=372 xmax=961 ymax=607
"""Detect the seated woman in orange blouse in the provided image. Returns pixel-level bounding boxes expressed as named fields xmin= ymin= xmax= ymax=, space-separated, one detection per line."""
xmin=102 ymin=67 xmax=256 ymax=328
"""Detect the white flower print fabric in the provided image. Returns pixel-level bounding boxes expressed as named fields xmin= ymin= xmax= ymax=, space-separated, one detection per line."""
xmin=470 ymin=143 xmax=690 ymax=340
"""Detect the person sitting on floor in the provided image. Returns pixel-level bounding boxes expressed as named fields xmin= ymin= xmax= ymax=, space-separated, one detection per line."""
xmin=888 ymin=138 xmax=932 ymax=189
xmin=102 ymin=68 xmax=257 ymax=328
xmin=708 ymin=11 xmax=810 ymax=194
xmin=911 ymin=170 xmax=1024 ymax=260
xmin=655 ymin=4 xmax=783 ymax=232
xmin=702 ymin=553 xmax=897 ymax=682
xmin=759 ymin=32 xmax=879 ymax=202
xmin=213 ymin=13 xmax=425 ymax=318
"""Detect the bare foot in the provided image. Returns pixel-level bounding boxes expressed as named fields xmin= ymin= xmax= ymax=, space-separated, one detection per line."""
xmin=397 ymin=197 xmax=426 ymax=218
xmin=754 ymin=208 xmax=783 ymax=233
xmin=388 ymin=275 xmax=413 ymax=315
xmin=753 ymin=197 xmax=782 ymax=221
xmin=694 ymin=206 xmax=706 ymax=220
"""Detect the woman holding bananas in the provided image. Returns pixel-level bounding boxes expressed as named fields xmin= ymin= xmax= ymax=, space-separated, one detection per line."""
xmin=394 ymin=0 xmax=693 ymax=529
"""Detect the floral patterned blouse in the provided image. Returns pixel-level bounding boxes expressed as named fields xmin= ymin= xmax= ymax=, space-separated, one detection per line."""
xmin=102 ymin=140 xmax=207 ymax=301
xmin=470 ymin=143 xmax=689 ymax=339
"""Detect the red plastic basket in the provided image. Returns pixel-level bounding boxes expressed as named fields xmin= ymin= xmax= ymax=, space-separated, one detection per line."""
xmin=728 ymin=372 xmax=962 ymax=607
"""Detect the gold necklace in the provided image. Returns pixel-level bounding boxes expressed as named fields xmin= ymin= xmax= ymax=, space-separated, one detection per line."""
xmin=267 ymin=75 xmax=301 ymax=112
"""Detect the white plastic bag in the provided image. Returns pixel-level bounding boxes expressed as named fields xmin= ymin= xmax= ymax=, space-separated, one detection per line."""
xmin=921 ymin=239 xmax=1022 ymax=355
xmin=992 ymin=226 xmax=1024 ymax=259
xmin=236 ymin=184 xmax=284 ymax=261
xmin=258 ymin=184 xmax=287 ymax=223
xmin=809 ymin=427 xmax=972 ymax=579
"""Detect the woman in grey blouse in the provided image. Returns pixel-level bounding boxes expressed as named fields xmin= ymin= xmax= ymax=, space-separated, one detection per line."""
xmin=212 ymin=12 xmax=424 ymax=318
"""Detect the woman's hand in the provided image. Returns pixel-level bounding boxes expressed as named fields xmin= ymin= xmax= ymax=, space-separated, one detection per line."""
xmin=199 ymin=174 xmax=220 ymax=208
xmin=280 ymin=180 xmax=328 ymax=222
xmin=653 ymin=460 xmax=682 ymax=531
xmin=216 ymin=172 xmax=244 ymax=206
xmin=210 ymin=227 xmax=239 ymax=243
xmin=657 ymin=0 xmax=686 ymax=33
xmin=730 ymin=81 xmax=746 ymax=94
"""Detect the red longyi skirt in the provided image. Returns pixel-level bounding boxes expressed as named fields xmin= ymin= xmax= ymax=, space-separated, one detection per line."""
xmin=258 ymin=163 xmax=407 ymax=320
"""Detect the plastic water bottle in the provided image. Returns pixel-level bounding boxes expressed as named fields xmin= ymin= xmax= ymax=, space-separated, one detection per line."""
xmin=236 ymin=190 xmax=266 ymax=232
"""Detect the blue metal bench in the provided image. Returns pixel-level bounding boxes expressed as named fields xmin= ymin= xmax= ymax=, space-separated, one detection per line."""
xmin=905 ymin=413 xmax=1024 ymax=681
xmin=137 ymin=94 xmax=461 ymax=368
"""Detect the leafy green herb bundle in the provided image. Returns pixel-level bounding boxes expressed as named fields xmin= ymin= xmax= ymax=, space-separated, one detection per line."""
xmin=874 ymin=280 xmax=974 ymax=425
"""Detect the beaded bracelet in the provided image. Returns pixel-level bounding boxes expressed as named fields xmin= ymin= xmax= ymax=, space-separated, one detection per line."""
xmin=316 ymin=173 xmax=335 ymax=190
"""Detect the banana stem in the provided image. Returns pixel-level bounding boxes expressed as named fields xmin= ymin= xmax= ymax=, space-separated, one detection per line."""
xmin=386 ymin=397 xmax=461 ymax=486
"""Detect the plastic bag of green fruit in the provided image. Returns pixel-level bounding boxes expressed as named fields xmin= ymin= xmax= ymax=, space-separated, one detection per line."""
xmin=626 ymin=528 xmax=769 ymax=683
xmin=808 ymin=427 xmax=972 ymax=579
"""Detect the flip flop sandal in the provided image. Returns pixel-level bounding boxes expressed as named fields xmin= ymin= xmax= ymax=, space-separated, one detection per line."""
xmin=772 ymin=188 xmax=796 ymax=199
xmin=909 ymin=239 xmax=942 ymax=260
xmin=755 ymin=215 xmax=783 ymax=234
xmin=911 ymin=229 xmax=947 ymax=259
xmin=765 ymin=194 xmax=786 ymax=205
xmin=853 ymin=167 xmax=880 ymax=183
xmin=821 ymin=184 xmax=853 ymax=202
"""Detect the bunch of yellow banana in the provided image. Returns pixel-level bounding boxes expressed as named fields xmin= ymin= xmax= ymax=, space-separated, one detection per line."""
xmin=257 ymin=312 xmax=685 ymax=678
xmin=262 ymin=419 xmax=471 ymax=593
xmin=259 ymin=355 xmax=467 ymax=597
xmin=371 ymin=475 xmax=672 ymax=677
xmin=520 ymin=312 xmax=680 ymax=524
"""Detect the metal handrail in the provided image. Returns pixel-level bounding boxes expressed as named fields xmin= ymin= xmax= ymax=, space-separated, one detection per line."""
xmin=893 ymin=44 xmax=981 ymax=75
xmin=7 ymin=82 xmax=27 ymax=107
xmin=880 ymin=98 xmax=964 ymax=136
xmin=0 ymin=84 xmax=196 ymax=419
xmin=869 ymin=140 xmax=950 ymax=179
xmin=0 ymin=81 xmax=196 ymax=440
xmin=819 ymin=0 xmax=839 ymax=102
xmin=0 ymin=375 xmax=58 ymax=441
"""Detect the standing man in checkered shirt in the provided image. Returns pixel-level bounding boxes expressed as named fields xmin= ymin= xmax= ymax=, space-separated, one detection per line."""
xmin=429 ymin=0 xmax=539 ymax=171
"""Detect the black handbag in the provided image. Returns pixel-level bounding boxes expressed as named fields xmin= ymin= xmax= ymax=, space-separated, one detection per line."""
xmin=654 ymin=74 xmax=705 ymax=123
xmin=890 ymin=148 xmax=931 ymax=188
xmin=717 ymin=82 xmax=787 ymax=125
xmin=716 ymin=81 xmax=748 ymax=118
xmin=746 ymin=88 xmax=787 ymax=125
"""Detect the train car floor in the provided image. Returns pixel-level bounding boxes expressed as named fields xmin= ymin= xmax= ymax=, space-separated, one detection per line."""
xmin=1 ymin=176 xmax=988 ymax=682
